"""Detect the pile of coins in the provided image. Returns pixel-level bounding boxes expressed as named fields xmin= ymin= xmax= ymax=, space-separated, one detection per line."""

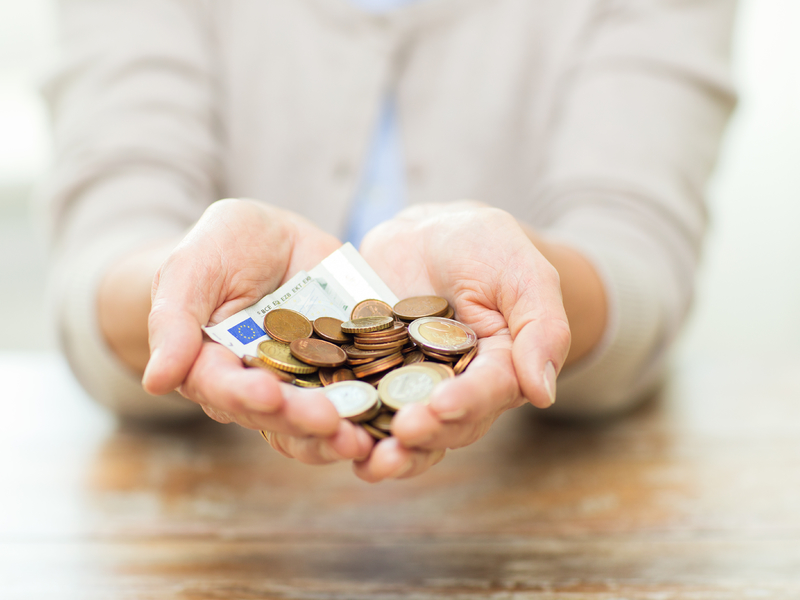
xmin=242 ymin=296 xmax=478 ymax=440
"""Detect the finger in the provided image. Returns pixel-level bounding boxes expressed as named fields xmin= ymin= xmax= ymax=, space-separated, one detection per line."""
xmin=352 ymin=437 xmax=446 ymax=483
xmin=502 ymin=248 xmax=571 ymax=408
xmin=268 ymin=420 xmax=374 ymax=465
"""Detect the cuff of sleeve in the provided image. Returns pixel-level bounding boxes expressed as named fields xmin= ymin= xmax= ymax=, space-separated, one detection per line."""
xmin=53 ymin=228 xmax=200 ymax=422
xmin=543 ymin=233 xmax=668 ymax=418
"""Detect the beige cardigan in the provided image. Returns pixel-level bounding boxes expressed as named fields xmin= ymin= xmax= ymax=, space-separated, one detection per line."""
xmin=40 ymin=0 xmax=735 ymax=419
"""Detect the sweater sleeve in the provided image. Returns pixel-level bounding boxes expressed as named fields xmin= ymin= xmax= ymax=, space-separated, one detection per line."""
xmin=535 ymin=0 xmax=736 ymax=416
xmin=38 ymin=0 xmax=222 ymax=419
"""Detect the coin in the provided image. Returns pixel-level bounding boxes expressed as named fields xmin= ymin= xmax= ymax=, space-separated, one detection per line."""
xmin=257 ymin=340 xmax=318 ymax=374
xmin=378 ymin=364 xmax=444 ymax=410
xmin=362 ymin=422 xmax=390 ymax=440
xmin=290 ymin=338 xmax=347 ymax=368
xmin=242 ymin=355 xmax=297 ymax=384
xmin=322 ymin=381 xmax=379 ymax=420
xmin=343 ymin=344 xmax=400 ymax=361
xmin=332 ymin=368 xmax=357 ymax=383
xmin=313 ymin=317 xmax=352 ymax=344
xmin=403 ymin=350 xmax=425 ymax=366
xmin=370 ymin=411 xmax=394 ymax=432
xmin=424 ymin=362 xmax=455 ymax=380
xmin=293 ymin=371 xmax=323 ymax=388
xmin=351 ymin=299 xmax=395 ymax=319
xmin=393 ymin=296 xmax=449 ymax=321
xmin=318 ymin=368 xmax=336 ymax=386
xmin=263 ymin=309 xmax=313 ymax=344
xmin=453 ymin=345 xmax=478 ymax=375
xmin=353 ymin=338 xmax=407 ymax=351
xmin=353 ymin=321 xmax=407 ymax=340
xmin=352 ymin=351 xmax=404 ymax=378
xmin=408 ymin=317 xmax=477 ymax=355
xmin=421 ymin=348 xmax=459 ymax=362
xmin=340 ymin=316 xmax=395 ymax=334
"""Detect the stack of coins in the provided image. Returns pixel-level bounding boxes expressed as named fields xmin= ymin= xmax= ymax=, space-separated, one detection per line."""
xmin=243 ymin=296 xmax=478 ymax=441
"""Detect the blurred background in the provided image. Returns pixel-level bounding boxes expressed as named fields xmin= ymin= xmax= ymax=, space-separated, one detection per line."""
xmin=0 ymin=0 xmax=799 ymax=361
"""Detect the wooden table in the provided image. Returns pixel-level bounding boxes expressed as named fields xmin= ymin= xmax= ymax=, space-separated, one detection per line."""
xmin=2 ymin=351 xmax=799 ymax=599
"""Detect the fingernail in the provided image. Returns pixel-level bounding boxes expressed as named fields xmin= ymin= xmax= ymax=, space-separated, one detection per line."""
xmin=142 ymin=348 xmax=161 ymax=387
xmin=435 ymin=408 xmax=466 ymax=421
xmin=543 ymin=361 xmax=557 ymax=406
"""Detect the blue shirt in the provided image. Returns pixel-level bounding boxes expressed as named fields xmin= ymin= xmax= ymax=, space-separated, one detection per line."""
xmin=344 ymin=0 xmax=422 ymax=248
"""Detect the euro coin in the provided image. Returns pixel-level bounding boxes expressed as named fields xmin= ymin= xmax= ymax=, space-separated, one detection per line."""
xmin=408 ymin=317 xmax=477 ymax=355
xmin=453 ymin=345 xmax=478 ymax=375
xmin=351 ymin=299 xmax=395 ymax=319
xmin=370 ymin=411 xmax=394 ymax=432
xmin=322 ymin=381 xmax=380 ymax=420
xmin=293 ymin=371 xmax=323 ymax=388
xmin=264 ymin=309 xmax=313 ymax=344
xmin=424 ymin=362 xmax=455 ymax=380
xmin=362 ymin=422 xmax=390 ymax=440
xmin=352 ymin=351 xmax=404 ymax=378
xmin=393 ymin=296 xmax=449 ymax=321
xmin=242 ymin=354 xmax=297 ymax=384
xmin=342 ymin=344 xmax=400 ymax=361
xmin=353 ymin=338 xmax=407 ymax=351
xmin=340 ymin=316 xmax=395 ymax=334
xmin=313 ymin=317 xmax=352 ymax=344
xmin=332 ymin=368 xmax=357 ymax=383
xmin=290 ymin=338 xmax=347 ymax=368
xmin=378 ymin=364 xmax=444 ymax=410
xmin=257 ymin=340 xmax=318 ymax=374
xmin=402 ymin=350 xmax=425 ymax=366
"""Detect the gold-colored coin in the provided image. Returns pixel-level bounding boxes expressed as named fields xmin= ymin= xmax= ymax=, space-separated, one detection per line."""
xmin=453 ymin=346 xmax=478 ymax=375
xmin=362 ymin=422 xmax=389 ymax=440
xmin=263 ymin=309 xmax=313 ymax=344
xmin=340 ymin=316 xmax=395 ymax=334
xmin=378 ymin=364 xmax=444 ymax=411
xmin=293 ymin=371 xmax=323 ymax=388
xmin=351 ymin=299 xmax=395 ymax=319
xmin=242 ymin=354 xmax=297 ymax=384
xmin=408 ymin=317 xmax=477 ymax=355
xmin=403 ymin=350 xmax=426 ymax=366
xmin=424 ymin=362 xmax=455 ymax=380
xmin=257 ymin=340 xmax=318 ymax=374
xmin=393 ymin=296 xmax=449 ymax=321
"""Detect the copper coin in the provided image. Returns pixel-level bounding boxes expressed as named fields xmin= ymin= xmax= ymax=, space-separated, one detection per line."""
xmin=340 ymin=316 xmax=395 ymax=334
xmin=332 ymin=368 xmax=357 ymax=383
xmin=264 ymin=309 xmax=313 ymax=344
xmin=353 ymin=339 xmax=407 ymax=351
xmin=352 ymin=352 xmax=404 ymax=378
xmin=242 ymin=355 xmax=297 ymax=384
xmin=421 ymin=348 xmax=459 ymax=363
xmin=409 ymin=317 xmax=477 ymax=355
xmin=370 ymin=412 xmax=394 ymax=432
xmin=403 ymin=351 xmax=425 ymax=366
xmin=258 ymin=340 xmax=318 ymax=374
xmin=393 ymin=296 xmax=449 ymax=321
xmin=347 ymin=357 xmax=375 ymax=367
xmin=353 ymin=322 xmax=407 ymax=340
xmin=453 ymin=346 xmax=478 ymax=375
xmin=442 ymin=306 xmax=455 ymax=320
xmin=290 ymin=338 xmax=347 ymax=368
xmin=361 ymin=372 xmax=388 ymax=388
xmin=362 ymin=423 xmax=389 ymax=440
xmin=351 ymin=299 xmax=395 ymax=319
xmin=318 ymin=368 xmax=336 ymax=386
xmin=313 ymin=317 xmax=352 ymax=344
xmin=343 ymin=344 xmax=400 ymax=360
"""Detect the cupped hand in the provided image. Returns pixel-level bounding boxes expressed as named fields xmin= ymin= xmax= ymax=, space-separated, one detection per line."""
xmin=141 ymin=198 xmax=374 ymax=463
xmin=355 ymin=202 xmax=571 ymax=482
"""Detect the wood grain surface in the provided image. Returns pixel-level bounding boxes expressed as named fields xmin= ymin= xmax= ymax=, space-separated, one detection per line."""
xmin=2 ymin=352 xmax=799 ymax=599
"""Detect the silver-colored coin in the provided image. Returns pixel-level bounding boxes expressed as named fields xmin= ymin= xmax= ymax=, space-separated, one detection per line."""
xmin=323 ymin=381 xmax=380 ymax=419
xmin=378 ymin=364 xmax=444 ymax=411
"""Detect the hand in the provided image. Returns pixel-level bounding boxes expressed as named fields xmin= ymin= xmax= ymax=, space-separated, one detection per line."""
xmin=354 ymin=202 xmax=571 ymax=482
xmin=142 ymin=199 xmax=375 ymax=463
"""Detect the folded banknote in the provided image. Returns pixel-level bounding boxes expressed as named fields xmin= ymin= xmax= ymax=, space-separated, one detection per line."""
xmin=203 ymin=243 xmax=398 ymax=358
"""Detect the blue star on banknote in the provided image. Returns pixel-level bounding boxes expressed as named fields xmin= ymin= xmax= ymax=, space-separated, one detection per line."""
xmin=228 ymin=317 xmax=265 ymax=344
